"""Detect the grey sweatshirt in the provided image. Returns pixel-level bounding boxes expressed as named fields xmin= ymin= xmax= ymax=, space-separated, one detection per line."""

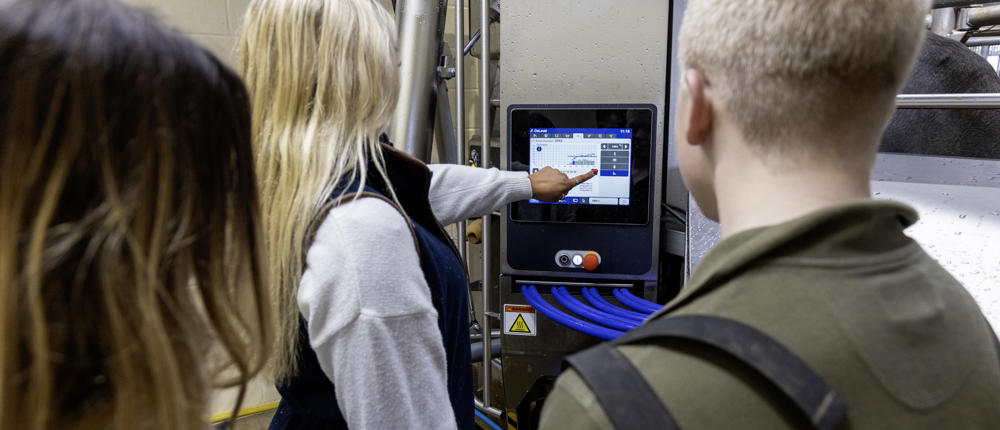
xmin=297 ymin=165 xmax=532 ymax=429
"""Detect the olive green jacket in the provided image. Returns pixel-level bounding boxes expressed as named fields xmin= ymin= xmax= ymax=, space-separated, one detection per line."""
xmin=539 ymin=201 xmax=1000 ymax=429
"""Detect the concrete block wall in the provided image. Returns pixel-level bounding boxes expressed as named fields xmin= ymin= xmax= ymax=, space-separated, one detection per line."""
xmin=122 ymin=0 xmax=483 ymax=146
xmin=121 ymin=0 xmax=249 ymax=66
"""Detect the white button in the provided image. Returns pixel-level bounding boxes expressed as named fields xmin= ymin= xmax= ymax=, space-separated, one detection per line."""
xmin=572 ymin=255 xmax=584 ymax=265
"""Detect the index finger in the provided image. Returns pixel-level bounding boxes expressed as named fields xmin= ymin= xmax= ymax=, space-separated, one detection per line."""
xmin=571 ymin=169 xmax=598 ymax=185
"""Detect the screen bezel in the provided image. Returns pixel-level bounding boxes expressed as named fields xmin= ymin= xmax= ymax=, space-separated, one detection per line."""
xmin=508 ymin=105 xmax=656 ymax=225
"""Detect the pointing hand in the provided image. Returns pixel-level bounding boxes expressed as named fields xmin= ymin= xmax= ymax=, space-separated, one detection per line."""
xmin=528 ymin=167 xmax=598 ymax=202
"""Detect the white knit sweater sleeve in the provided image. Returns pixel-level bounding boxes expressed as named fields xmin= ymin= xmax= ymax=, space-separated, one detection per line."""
xmin=427 ymin=164 xmax=532 ymax=225
xmin=297 ymin=197 xmax=458 ymax=430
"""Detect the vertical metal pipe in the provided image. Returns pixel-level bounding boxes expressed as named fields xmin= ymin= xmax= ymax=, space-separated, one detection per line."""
xmin=392 ymin=0 xmax=439 ymax=161
xmin=931 ymin=7 xmax=957 ymax=36
xmin=478 ymin=0 xmax=493 ymax=412
xmin=455 ymin=0 xmax=467 ymax=264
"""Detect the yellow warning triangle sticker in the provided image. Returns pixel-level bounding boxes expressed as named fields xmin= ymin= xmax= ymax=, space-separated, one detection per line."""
xmin=509 ymin=314 xmax=531 ymax=333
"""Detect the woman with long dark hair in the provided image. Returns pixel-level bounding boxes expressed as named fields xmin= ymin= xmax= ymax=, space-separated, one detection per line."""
xmin=0 ymin=0 xmax=271 ymax=428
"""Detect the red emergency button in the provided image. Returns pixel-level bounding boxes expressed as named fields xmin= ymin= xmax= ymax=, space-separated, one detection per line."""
xmin=582 ymin=253 xmax=600 ymax=271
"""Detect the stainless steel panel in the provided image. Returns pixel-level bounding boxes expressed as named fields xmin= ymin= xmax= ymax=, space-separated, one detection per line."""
xmin=499 ymin=0 xmax=670 ymax=281
xmin=498 ymin=2 xmax=671 ymax=425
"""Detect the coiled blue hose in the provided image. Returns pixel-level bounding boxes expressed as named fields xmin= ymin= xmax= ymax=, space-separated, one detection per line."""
xmin=521 ymin=285 xmax=624 ymax=340
xmin=581 ymin=287 xmax=649 ymax=322
xmin=550 ymin=286 xmax=638 ymax=331
xmin=475 ymin=409 xmax=503 ymax=430
xmin=613 ymin=288 xmax=663 ymax=314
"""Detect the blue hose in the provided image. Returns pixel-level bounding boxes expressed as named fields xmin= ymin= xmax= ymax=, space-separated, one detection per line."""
xmin=618 ymin=288 xmax=665 ymax=311
xmin=475 ymin=409 xmax=503 ymax=430
xmin=613 ymin=288 xmax=662 ymax=314
xmin=550 ymin=287 xmax=638 ymax=331
xmin=521 ymin=285 xmax=624 ymax=340
xmin=581 ymin=287 xmax=649 ymax=322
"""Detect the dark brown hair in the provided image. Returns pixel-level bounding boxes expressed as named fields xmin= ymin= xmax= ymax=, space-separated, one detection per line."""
xmin=0 ymin=0 xmax=271 ymax=428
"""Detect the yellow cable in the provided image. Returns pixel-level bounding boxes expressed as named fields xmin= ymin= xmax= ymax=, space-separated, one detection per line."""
xmin=209 ymin=401 xmax=280 ymax=423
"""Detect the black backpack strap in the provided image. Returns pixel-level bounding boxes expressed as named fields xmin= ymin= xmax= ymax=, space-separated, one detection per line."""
xmin=565 ymin=344 xmax=681 ymax=430
xmin=566 ymin=314 xmax=847 ymax=430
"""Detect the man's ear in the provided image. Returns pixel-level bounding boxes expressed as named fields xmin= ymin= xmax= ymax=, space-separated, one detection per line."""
xmin=684 ymin=70 xmax=713 ymax=146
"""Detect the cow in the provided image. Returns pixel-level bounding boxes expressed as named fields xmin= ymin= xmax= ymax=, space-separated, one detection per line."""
xmin=881 ymin=32 xmax=1000 ymax=159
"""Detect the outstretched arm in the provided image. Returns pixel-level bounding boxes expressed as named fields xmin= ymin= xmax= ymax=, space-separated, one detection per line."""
xmin=427 ymin=164 xmax=596 ymax=225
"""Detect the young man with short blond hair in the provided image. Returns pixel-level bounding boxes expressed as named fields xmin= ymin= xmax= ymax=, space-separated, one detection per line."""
xmin=540 ymin=0 xmax=1000 ymax=428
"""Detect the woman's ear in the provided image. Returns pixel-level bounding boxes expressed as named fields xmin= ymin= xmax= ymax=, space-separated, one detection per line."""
xmin=684 ymin=70 xmax=713 ymax=146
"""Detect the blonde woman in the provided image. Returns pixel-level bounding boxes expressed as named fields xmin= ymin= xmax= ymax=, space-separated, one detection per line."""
xmin=238 ymin=1 xmax=591 ymax=428
xmin=0 ymin=0 xmax=271 ymax=429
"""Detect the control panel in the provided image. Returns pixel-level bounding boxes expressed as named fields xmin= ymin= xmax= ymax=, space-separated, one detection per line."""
xmin=503 ymin=104 xmax=659 ymax=279
xmin=554 ymin=250 xmax=602 ymax=271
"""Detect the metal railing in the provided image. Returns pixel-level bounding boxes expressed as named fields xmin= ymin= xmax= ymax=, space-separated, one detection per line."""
xmin=968 ymin=4 xmax=1000 ymax=27
xmin=934 ymin=0 xmax=1000 ymax=9
xmin=455 ymin=0 xmax=467 ymax=265
xmin=476 ymin=0 xmax=503 ymax=418
xmin=896 ymin=93 xmax=1000 ymax=109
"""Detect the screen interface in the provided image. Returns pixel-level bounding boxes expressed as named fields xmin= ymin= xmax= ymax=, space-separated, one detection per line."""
xmin=528 ymin=128 xmax=633 ymax=206
xmin=508 ymin=105 xmax=655 ymax=225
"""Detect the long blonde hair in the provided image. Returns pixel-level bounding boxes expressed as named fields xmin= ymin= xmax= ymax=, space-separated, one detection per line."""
xmin=0 ymin=0 xmax=271 ymax=429
xmin=238 ymin=0 xmax=400 ymax=380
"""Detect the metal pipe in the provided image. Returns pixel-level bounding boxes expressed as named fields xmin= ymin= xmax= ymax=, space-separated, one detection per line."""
xmin=933 ymin=0 xmax=996 ymax=9
xmin=470 ymin=339 xmax=502 ymax=363
xmin=931 ymin=8 xmax=957 ymax=35
xmin=474 ymin=399 xmax=502 ymax=419
xmin=968 ymin=4 xmax=1000 ymax=27
xmin=434 ymin=83 xmax=459 ymax=164
xmin=478 ymin=0 xmax=494 ymax=414
xmin=464 ymin=28 xmax=482 ymax=55
xmin=896 ymin=93 xmax=1000 ymax=108
xmin=456 ymin=0 xmax=466 ymax=264
xmin=964 ymin=35 xmax=1000 ymax=45
xmin=469 ymin=329 xmax=501 ymax=341
xmin=391 ymin=0 xmax=440 ymax=161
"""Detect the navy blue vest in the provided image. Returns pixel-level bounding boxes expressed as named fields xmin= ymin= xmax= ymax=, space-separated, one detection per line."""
xmin=269 ymin=148 xmax=473 ymax=430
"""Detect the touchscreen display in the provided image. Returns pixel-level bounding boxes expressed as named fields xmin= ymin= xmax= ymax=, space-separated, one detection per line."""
xmin=528 ymin=128 xmax=633 ymax=206
xmin=508 ymin=105 xmax=656 ymax=225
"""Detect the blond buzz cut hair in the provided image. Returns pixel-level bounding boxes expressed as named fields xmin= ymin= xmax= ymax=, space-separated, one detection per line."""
xmin=680 ymin=0 xmax=931 ymax=157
